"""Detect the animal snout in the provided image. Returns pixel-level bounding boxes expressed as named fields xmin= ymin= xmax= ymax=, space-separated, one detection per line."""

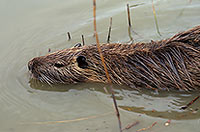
xmin=28 ymin=58 xmax=41 ymax=72
xmin=28 ymin=60 xmax=34 ymax=71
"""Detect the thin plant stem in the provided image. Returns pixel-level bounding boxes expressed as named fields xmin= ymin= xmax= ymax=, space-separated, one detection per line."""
xmin=107 ymin=17 xmax=112 ymax=43
xmin=93 ymin=0 xmax=122 ymax=132
xmin=127 ymin=4 xmax=134 ymax=42
xmin=67 ymin=32 xmax=71 ymax=41
xmin=81 ymin=35 xmax=85 ymax=46
xmin=152 ymin=0 xmax=161 ymax=36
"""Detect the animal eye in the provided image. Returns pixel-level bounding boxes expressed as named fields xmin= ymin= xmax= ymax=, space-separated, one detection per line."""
xmin=76 ymin=56 xmax=88 ymax=69
xmin=54 ymin=62 xmax=65 ymax=68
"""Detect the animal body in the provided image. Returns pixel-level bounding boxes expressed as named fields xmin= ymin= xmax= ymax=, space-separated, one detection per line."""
xmin=28 ymin=26 xmax=200 ymax=91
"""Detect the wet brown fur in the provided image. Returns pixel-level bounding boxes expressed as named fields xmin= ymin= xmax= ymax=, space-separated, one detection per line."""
xmin=28 ymin=26 xmax=200 ymax=91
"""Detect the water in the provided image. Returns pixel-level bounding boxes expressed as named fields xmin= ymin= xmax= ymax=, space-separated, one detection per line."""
xmin=0 ymin=0 xmax=200 ymax=131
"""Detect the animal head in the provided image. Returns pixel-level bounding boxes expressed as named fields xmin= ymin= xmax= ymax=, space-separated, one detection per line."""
xmin=28 ymin=45 xmax=109 ymax=85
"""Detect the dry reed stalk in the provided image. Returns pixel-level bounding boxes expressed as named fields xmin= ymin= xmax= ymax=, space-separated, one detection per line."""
xmin=130 ymin=3 xmax=145 ymax=8
xmin=136 ymin=121 xmax=157 ymax=132
xmin=122 ymin=121 xmax=139 ymax=131
xmin=67 ymin=32 xmax=71 ymax=41
xmin=93 ymin=0 xmax=122 ymax=131
xmin=21 ymin=112 xmax=113 ymax=125
xmin=107 ymin=17 xmax=112 ymax=43
xmin=127 ymin=4 xmax=134 ymax=42
xmin=181 ymin=96 xmax=200 ymax=110
xmin=81 ymin=35 xmax=85 ymax=46
xmin=152 ymin=0 xmax=161 ymax=36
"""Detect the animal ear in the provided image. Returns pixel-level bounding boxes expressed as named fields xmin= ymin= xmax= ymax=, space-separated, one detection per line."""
xmin=76 ymin=56 xmax=88 ymax=68
xmin=74 ymin=43 xmax=82 ymax=48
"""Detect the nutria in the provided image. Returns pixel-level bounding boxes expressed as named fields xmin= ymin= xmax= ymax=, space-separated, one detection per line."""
xmin=28 ymin=26 xmax=200 ymax=91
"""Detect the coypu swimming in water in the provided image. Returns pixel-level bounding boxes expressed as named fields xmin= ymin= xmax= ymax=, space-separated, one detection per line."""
xmin=28 ymin=26 xmax=200 ymax=91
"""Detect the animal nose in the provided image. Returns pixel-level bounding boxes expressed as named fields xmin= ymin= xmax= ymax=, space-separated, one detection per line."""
xmin=28 ymin=60 xmax=33 ymax=71
xmin=28 ymin=58 xmax=39 ymax=71
xmin=28 ymin=57 xmax=44 ymax=72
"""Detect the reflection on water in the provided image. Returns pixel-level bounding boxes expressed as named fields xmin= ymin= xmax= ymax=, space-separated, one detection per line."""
xmin=116 ymin=89 xmax=200 ymax=120
xmin=30 ymin=79 xmax=200 ymax=120
xmin=0 ymin=0 xmax=200 ymax=131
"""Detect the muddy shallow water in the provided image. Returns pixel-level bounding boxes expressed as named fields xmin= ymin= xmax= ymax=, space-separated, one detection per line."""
xmin=0 ymin=0 xmax=200 ymax=132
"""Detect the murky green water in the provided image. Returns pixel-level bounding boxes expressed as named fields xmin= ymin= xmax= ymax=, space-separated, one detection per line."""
xmin=0 ymin=0 xmax=200 ymax=131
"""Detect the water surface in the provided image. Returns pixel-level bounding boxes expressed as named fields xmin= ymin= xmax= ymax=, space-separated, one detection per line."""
xmin=0 ymin=0 xmax=200 ymax=131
